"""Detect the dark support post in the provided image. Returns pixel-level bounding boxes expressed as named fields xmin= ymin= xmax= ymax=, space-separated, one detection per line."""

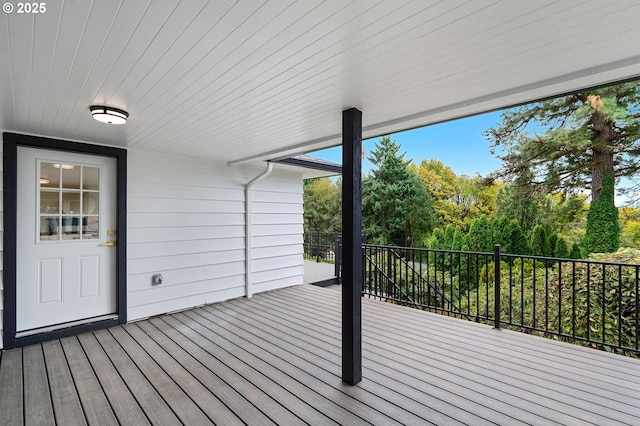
xmin=494 ymin=244 xmax=501 ymax=330
xmin=342 ymin=107 xmax=362 ymax=385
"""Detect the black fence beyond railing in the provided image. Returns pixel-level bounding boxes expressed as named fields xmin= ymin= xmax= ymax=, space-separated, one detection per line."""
xmin=303 ymin=232 xmax=364 ymax=281
xmin=362 ymin=244 xmax=640 ymax=357
xmin=303 ymin=231 xmax=339 ymax=263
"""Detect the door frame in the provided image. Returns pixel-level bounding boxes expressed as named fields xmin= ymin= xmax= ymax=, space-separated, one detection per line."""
xmin=3 ymin=132 xmax=127 ymax=348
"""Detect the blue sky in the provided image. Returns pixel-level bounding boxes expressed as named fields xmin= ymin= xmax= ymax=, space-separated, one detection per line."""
xmin=310 ymin=110 xmax=505 ymax=177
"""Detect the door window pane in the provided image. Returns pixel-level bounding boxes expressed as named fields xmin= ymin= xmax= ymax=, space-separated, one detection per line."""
xmin=62 ymin=165 xmax=80 ymax=189
xmin=61 ymin=192 xmax=81 ymax=214
xmin=61 ymin=216 xmax=81 ymax=240
xmin=83 ymin=167 xmax=100 ymax=190
xmin=82 ymin=192 xmax=99 ymax=214
xmin=40 ymin=216 xmax=59 ymax=240
xmin=40 ymin=162 xmax=59 ymax=188
xmin=83 ymin=216 xmax=99 ymax=239
xmin=40 ymin=191 xmax=59 ymax=214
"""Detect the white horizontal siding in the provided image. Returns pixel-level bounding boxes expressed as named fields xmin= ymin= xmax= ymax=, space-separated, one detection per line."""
xmin=249 ymin=175 xmax=304 ymax=294
xmin=127 ymin=149 xmax=304 ymax=321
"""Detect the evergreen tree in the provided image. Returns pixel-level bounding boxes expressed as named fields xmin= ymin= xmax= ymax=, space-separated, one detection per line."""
xmin=494 ymin=173 xmax=544 ymax=236
xmin=363 ymin=137 xmax=435 ymax=246
xmin=464 ymin=215 xmax=492 ymax=252
xmin=569 ymin=242 xmax=582 ymax=259
xmin=548 ymin=233 xmax=558 ymax=257
xmin=584 ymin=174 xmax=621 ymax=253
xmin=451 ymin=226 xmax=464 ymax=251
xmin=505 ymin=220 xmax=529 ymax=255
xmin=428 ymin=234 xmax=440 ymax=268
xmin=428 ymin=234 xmax=440 ymax=249
xmin=486 ymin=81 xmax=640 ymax=248
xmin=432 ymin=228 xmax=444 ymax=247
xmin=443 ymin=224 xmax=455 ymax=249
xmin=555 ymin=236 xmax=569 ymax=259
xmin=491 ymin=216 xmax=510 ymax=249
xmin=530 ymin=225 xmax=549 ymax=256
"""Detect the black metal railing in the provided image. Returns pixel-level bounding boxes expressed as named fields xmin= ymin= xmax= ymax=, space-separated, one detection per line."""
xmin=303 ymin=232 xmax=364 ymax=282
xmin=303 ymin=231 xmax=339 ymax=263
xmin=362 ymin=244 xmax=640 ymax=356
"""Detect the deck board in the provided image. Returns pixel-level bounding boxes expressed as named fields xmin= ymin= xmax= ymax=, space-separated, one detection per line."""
xmin=246 ymin=292 xmax=551 ymax=424
xmin=122 ymin=323 xmax=244 ymax=426
xmin=146 ymin=316 xmax=301 ymax=425
xmin=41 ymin=340 xmax=87 ymax=426
xmin=269 ymin=286 xmax=640 ymax=424
xmin=174 ymin=310 xmax=339 ymax=425
xmin=160 ymin=312 xmax=313 ymax=425
xmin=76 ymin=333 xmax=150 ymax=426
xmin=2 ymin=284 xmax=640 ymax=425
xmin=23 ymin=344 xmax=55 ymax=426
xmin=134 ymin=319 xmax=278 ymax=426
xmin=59 ymin=336 xmax=119 ymax=426
xmin=218 ymin=297 xmax=536 ymax=425
xmin=0 ymin=349 xmax=24 ymax=425
xmin=213 ymin=299 xmax=487 ymax=425
xmin=205 ymin=301 xmax=415 ymax=426
xmin=92 ymin=329 xmax=181 ymax=426
xmin=107 ymin=326 xmax=215 ymax=425
xmin=193 ymin=305 xmax=402 ymax=426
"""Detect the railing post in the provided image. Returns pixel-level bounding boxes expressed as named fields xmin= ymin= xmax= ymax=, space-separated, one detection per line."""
xmin=334 ymin=232 xmax=340 ymax=281
xmin=494 ymin=244 xmax=501 ymax=330
xmin=387 ymin=246 xmax=393 ymax=300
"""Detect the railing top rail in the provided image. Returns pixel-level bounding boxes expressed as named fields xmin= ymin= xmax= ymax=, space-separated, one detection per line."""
xmin=502 ymin=253 xmax=640 ymax=267
xmin=363 ymin=243 xmax=493 ymax=257
xmin=363 ymin=243 xmax=640 ymax=268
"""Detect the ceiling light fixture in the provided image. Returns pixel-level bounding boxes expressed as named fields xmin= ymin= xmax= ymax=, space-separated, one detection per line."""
xmin=89 ymin=105 xmax=129 ymax=125
xmin=40 ymin=178 xmax=50 ymax=185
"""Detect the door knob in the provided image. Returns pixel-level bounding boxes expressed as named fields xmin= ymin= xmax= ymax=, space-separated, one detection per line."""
xmin=100 ymin=240 xmax=116 ymax=247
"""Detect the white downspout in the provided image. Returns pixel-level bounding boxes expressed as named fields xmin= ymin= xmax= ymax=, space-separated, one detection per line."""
xmin=245 ymin=162 xmax=274 ymax=298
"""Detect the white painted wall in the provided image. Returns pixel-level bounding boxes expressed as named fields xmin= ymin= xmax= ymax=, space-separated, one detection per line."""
xmin=126 ymin=149 xmax=304 ymax=321
xmin=0 ymin=145 xmax=304 ymax=347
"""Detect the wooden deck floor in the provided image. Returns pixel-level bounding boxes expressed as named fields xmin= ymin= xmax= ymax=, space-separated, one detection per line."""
xmin=303 ymin=260 xmax=336 ymax=285
xmin=1 ymin=284 xmax=640 ymax=425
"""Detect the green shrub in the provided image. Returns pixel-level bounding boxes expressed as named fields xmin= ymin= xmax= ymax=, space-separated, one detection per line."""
xmin=584 ymin=174 xmax=620 ymax=253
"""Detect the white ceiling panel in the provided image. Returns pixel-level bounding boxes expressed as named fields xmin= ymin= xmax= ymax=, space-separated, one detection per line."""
xmin=1 ymin=0 xmax=639 ymax=164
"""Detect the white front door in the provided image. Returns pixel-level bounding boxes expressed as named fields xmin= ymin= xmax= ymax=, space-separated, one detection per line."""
xmin=16 ymin=147 xmax=117 ymax=333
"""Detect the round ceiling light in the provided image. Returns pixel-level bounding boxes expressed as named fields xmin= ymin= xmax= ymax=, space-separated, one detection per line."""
xmin=89 ymin=105 xmax=129 ymax=125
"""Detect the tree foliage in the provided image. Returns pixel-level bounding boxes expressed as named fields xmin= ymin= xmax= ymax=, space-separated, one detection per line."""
xmin=505 ymin=220 xmax=529 ymax=255
xmin=486 ymin=82 xmax=640 ymax=199
xmin=620 ymin=206 xmax=640 ymax=247
xmin=555 ymin=236 xmax=569 ymax=259
xmin=415 ymin=159 xmax=502 ymax=227
xmin=584 ymin=174 xmax=621 ymax=253
xmin=464 ymin=215 xmax=492 ymax=253
xmin=363 ymin=137 xmax=435 ymax=246
xmin=493 ymin=171 xmax=543 ymax=236
xmin=486 ymin=81 xmax=640 ymax=252
xmin=303 ymin=177 xmax=341 ymax=232
xmin=530 ymin=225 xmax=549 ymax=257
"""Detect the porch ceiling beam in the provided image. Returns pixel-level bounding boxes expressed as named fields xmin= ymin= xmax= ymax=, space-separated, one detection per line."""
xmin=341 ymin=107 xmax=363 ymax=385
